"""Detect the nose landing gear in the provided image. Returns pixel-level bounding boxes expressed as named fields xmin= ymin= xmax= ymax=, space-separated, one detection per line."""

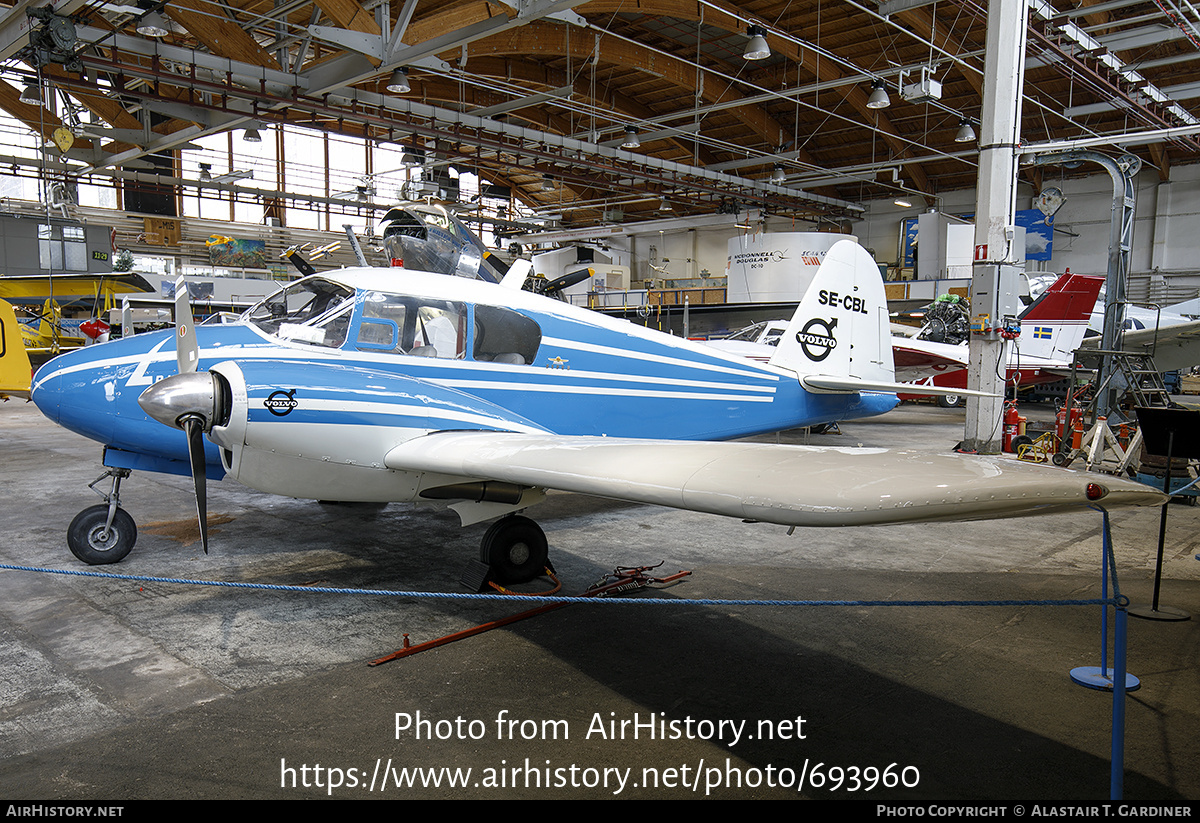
xmin=67 ymin=468 xmax=137 ymax=565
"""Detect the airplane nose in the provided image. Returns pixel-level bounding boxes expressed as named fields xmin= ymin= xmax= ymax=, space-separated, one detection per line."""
xmin=138 ymin=372 xmax=226 ymax=431
xmin=30 ymin=367 xmax=62 ymax=423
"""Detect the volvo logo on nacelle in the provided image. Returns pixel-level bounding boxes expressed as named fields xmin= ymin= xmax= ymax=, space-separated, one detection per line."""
xmin=265 ymin=389 xmax=299 ymax=416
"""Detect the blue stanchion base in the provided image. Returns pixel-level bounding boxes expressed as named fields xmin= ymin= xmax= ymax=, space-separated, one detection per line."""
xmin=1070 ymin=666 xmax=1141 ymax=691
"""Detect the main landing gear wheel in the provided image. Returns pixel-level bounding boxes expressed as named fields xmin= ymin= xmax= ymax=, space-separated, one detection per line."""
xmin=67 ymin=504 xmax=137 ymax=565
xmin=480 ymin=515 xmax=549 ymax=584
xmin=937 ymin=394 xmax=964 ymax=408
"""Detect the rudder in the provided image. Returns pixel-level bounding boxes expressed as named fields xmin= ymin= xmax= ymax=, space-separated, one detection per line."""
xmin=768 ymin=239 xmax=892 ymax=383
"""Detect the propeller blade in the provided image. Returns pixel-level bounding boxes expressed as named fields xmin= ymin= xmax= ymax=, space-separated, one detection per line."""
xmin=544 ymin=267 xmax=593 ymax=295
xmin=174 ymin=276 xmax=199 ymax=374
xmin=182 ymin=415 xmax=209 ymax=554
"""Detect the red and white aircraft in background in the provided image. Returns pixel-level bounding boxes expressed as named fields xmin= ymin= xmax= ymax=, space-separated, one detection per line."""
xmin=1027 ymin=274 xmax=1200 ymax=374
xmin=892 ymin=272 xmax=1103 ymax=404
xmin=710 ymin=272 xmax=1103 ymax=407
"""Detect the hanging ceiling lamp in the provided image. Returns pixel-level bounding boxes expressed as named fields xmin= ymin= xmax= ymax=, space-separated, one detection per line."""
xmin=744 ymin=25 xmax=770 ymax=60
xmin=866 ymin=79 xmax=890 ymax=109
xmin=136 ymin=10 xmax=170 ymax=37
xmin=621 ymin=126 xmax=640 ymax=149
xmin=19 ymin=83 xmax=42 ymax=106
xmin=771 ymin=164 xmax=786 ymax=183
xmin=386 ymin=68 xmax=411 ymax=94
xmin=955 ymin=118 xmax=977 ymax=143
xmin=242 ymin=126 xmax=262 ymax=143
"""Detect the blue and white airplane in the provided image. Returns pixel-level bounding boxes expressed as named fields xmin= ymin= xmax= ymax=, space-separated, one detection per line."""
xmin=30 ymin=240 xmax=1164 ymax=582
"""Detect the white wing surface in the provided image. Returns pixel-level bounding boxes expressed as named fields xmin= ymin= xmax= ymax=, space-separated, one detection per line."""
xmin=1082 ymin=319 xmax=1200 ymax=373
xmin=386 ymin=433 xmax=1165 ymax=527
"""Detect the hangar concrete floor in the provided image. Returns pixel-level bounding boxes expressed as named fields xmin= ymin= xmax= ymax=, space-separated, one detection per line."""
xmin=0 ymin=398 xmax=1198 ymax=800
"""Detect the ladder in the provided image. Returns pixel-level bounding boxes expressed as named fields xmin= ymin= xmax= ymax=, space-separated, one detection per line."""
xmin=1111 ymin=352 xmax=1174 ymax=410
xmin=1084 ymin=349 xmax=1175 ymax=418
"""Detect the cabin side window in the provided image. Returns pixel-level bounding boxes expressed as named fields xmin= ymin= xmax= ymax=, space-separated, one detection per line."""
xmin=472 ymin=305 xmax=541 ymax=366
xmin=355 ymin=292 xmax=467 ymax=359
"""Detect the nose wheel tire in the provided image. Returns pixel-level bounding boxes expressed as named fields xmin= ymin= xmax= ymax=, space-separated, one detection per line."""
xmin=67 ymin=504 xmax=137 ymax=565
xmin=480 ymin=515 xmax=548 ymax=584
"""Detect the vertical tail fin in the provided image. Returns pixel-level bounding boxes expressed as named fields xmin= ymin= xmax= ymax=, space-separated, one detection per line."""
xmin=1018 ymin=272 xmax=1102 ymax=361
xmin=768 ymin=239 xmax=893 ymax=383
xmin=0 ymin=298 xmax=32 ymax=399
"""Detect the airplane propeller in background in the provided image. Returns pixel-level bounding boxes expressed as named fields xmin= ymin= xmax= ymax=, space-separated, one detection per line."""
xmin=138 ymin=277 xmax=228 ymax=554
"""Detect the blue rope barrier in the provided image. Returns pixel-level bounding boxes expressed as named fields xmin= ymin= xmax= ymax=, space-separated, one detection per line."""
xmin=0 ymin=562 xmax=1118 ymax=608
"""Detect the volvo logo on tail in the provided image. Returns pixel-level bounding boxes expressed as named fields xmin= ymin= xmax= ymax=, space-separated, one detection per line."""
xmin=796 ymin=318 xmax=838 ymax=361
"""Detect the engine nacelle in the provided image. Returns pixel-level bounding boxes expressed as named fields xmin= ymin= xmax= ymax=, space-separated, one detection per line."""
xmin=207 ymin=359 xmax=542 ymax=502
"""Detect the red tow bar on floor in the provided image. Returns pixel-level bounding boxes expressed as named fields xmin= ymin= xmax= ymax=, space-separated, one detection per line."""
xmin=369 ymin=564 xmax=691 ymax=667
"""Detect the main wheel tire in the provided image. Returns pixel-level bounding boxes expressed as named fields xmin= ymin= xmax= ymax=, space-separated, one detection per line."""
xmin=67 ymin=504 xmax=137 ymax=565
xmin=480 ymin=515 xmax=548 ymax=584
xmin=936 ymin=394 xmax=964 ymax=408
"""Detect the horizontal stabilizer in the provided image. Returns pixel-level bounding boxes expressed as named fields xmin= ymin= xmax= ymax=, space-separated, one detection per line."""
xmin=386 ymin=432 xmax=1164 ymax=528
xmin=801 ymin=375 xmax=996 ymax=398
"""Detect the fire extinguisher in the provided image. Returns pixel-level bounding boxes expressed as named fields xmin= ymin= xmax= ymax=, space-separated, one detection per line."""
xmin=1003 ymin=400 xmax=1021 ymax=452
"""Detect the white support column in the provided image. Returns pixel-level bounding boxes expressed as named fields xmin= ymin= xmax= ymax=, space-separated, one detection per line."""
xmin=964 ymin=0 xmax=1029 ymax=453
xmin=1151 ymin=181 xmax=1171 ymax=272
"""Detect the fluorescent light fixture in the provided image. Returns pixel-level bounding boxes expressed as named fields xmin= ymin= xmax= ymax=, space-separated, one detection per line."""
xmin=621 ymin=126 xmax=640 ymax=149
xmin=213 ymin=169 xmax=253 ymax=184
xmin=136 ymin=10 xmax=170 ymax=37
xmin=867 ymin=79 xmax=890 ymax=110
xmin=954 ymin=118 xmax=977 ymax=143
xmin=19 ymin=83 xmax=42 ymax=106
xmin=894 ymin=197 xmax=912 ymax=208
xmin=386 ymin=68 xmax=411 ymax=94
xmin=243 ymin=126 xmax=262 ymax=143
xmin=744 ymin=25 xmax=770 ymax=60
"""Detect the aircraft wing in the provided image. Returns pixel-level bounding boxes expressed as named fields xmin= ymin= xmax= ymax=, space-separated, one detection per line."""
xmin=891 ymin=341 xmax=967 ymax=383
xmin=385 ymin=432 xmax=1165 ymax=527
xmin=1081 ymin=320 xmax=1200 ymax=372
xmin=0 ymin=273 xmax=155 ymax=300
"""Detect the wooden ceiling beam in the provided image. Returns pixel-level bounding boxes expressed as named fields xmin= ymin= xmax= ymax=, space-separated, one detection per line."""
xmin=571 ymin=0 xmax=932 ymax=194
xmin=465 ymin=22 xmax=808 ymax=166
xmin=165 ymin=0 xmax=281 ymax=70
xmin=315 ymin=0 xmax=380 ymax=35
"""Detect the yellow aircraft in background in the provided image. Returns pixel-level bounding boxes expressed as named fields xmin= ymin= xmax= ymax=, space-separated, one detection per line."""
xmin=0 ymin=299 xmax=33 ymax=399
xmin=0 ymin=272 xmax=154 ymax=356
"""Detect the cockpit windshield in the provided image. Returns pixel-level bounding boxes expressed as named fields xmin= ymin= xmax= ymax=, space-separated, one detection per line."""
xmin=244 ymin=278 xmax=355 ymax=348
xmin=726 ymin=321 xmax=768 ymax=343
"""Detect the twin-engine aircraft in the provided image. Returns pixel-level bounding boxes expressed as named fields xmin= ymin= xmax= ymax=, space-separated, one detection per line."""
xmin=30 ymin=240 xmax=1164 ymax=582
